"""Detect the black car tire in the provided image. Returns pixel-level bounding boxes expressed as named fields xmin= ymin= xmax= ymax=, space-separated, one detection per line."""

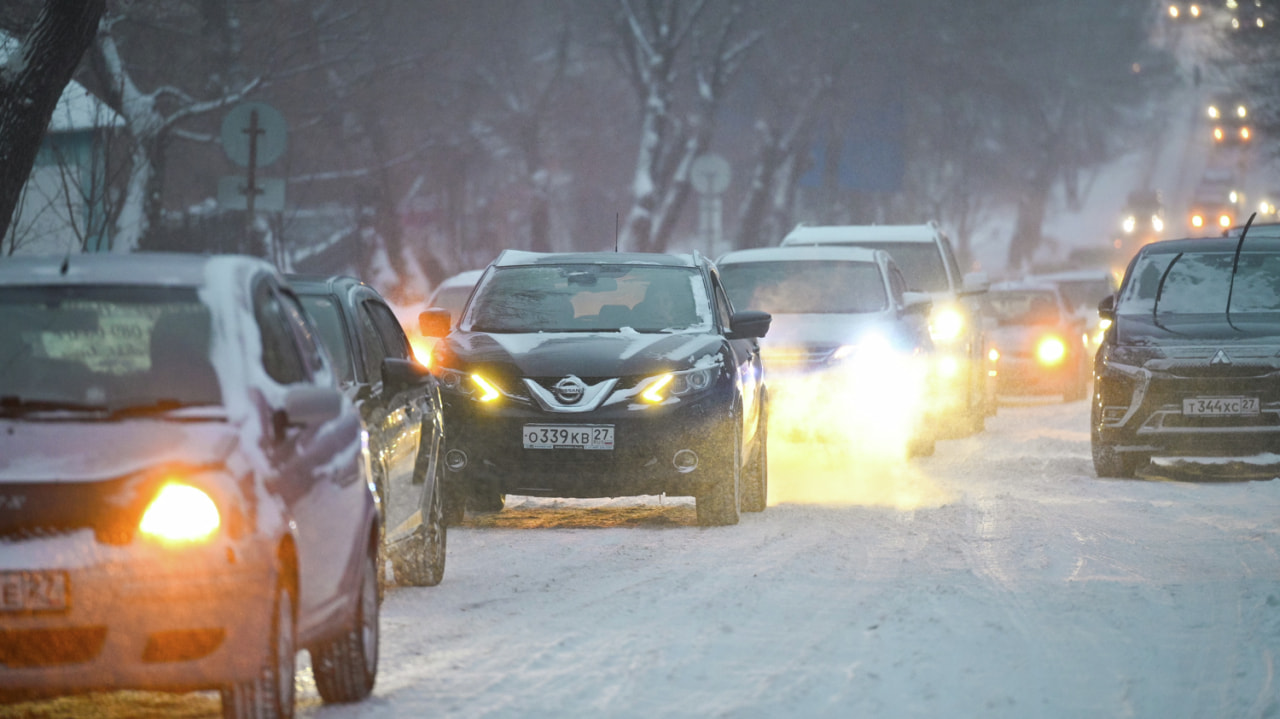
xmin=468 ymin=490 xmax=505 ymax=514
xmin=313 ymin=544 xmax=380 ymax=704
xmin=696 ymin=417 xmax=741 ymax=526
xmin=392 ymin=466 xmax=447 ymax=587
xmin=222 ymin=581 xmax=296 ymax=719
xmin=442 ymin=477 xmax=466 ymax=526
xmin=739 ymin=406 xmax=768 ymax=513
xmin=1090 ymin=399 xmax=1145 ymax=478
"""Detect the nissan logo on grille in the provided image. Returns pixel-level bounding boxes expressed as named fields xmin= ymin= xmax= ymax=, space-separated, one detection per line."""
xmin=552 ymin=377 xmax=586 ymax=404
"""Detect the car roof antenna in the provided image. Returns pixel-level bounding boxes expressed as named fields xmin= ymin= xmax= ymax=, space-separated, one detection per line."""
xmin=1225 ymin=211 xmax=1257 ymax=331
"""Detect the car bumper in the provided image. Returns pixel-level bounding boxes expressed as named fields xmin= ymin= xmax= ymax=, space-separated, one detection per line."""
xmin=1095 ymin=362 xmax=1280 ymax=456
xmin=0 ymin=531 xmax=276 ymax=699
xmin=995 ymin=356 xmax=1076 ymax=394
xmin=440 ymin=391 xmax=735 ymax=498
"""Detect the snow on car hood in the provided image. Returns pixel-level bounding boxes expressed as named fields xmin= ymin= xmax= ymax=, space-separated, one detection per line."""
xmin=443 ymin=330 xmax=724 ymax=376
xmin=0 ymin=420 xmax=240 ymax=483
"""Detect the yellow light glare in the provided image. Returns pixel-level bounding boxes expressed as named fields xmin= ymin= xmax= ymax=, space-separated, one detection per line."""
xmin=1230 ymin=190 xmax=1240 ymax=204
xmin=1214 ymin=127 xmax=1224 ymax=141
xmin=1237 ymin=105 xmax=1248 ymax=118
xmin=1190 ymin=4 xmax=1200 ymax=16
xmin=1241 ymin=127 xmax=1250 ymax=141
xmin=988 ymin=347 xmax=1000 ymax=363
xmin=1036 ymin=337 xmax=1067 ymax=366
xmin=936 ymin=355 xmax=961 ymax=379
xmin=641 ymin=373 xmax=674 ymax=403
xmin=139 ymin=483 xmax=220 ymax=543
xmin=410 ymin=339 xmax=433 ymax=367
xmin=1151 ymin=215 xmax=1164 ymax=232
xmin=1122 ymin=216 xmax=1136 ymax=233
xmin=1192 ymin=214 xmax=1204 ymax=228
xmin=470 ymin=374 xmax=501 ymax=402
xmin=1219 ymin=214 xmax=1232 ymax=228
xmin=1099 ymin=318 xmax=1113 ymax=331
xmin=1208 ymin=105 xmax=1220 ymax=119
xmin=929 ymin=308 xmax=965 ymax=343
xmin=1169 ymin=5 xmax=1178 ymax=17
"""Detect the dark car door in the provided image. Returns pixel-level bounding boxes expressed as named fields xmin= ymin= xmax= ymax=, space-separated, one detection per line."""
xmin=354 ymin=293 xmax=439 ymax=539
xmin=254 ymin=280 xmax=367 ymax=633
xmin=708 ymin=268 xmax=764 ymax=453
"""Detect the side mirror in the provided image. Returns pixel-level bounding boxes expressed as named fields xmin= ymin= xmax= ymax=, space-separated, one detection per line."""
xmin=419 ymin=308 xmax=452 ymax=337
xmin=902 ymin=291 xmax=933 ymax=316
xmin=382 ymin=356 xmax=431 ymax=392
xmin=1097 ymin=294 xmax=1116 ymax=322
xmin=961 ymin=271 xmax=990 ymax=295
xmin=726 ymin=310 xmax=771 ymax=340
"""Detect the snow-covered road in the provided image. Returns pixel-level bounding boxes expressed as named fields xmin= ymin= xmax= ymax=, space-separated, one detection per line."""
xmin=7 ymin=396 xmax=1280 ymax=718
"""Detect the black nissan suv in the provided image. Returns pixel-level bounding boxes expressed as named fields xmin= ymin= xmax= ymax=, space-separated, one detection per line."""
xmin=419 ymin=250 xmax=771 ymax=526
xmin=1092 ymin=234 xmax=1280 ymax=477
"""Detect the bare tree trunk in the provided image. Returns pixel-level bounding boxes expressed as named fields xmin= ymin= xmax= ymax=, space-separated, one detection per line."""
xmin=0 ymin=0 xmax=105 ymax=241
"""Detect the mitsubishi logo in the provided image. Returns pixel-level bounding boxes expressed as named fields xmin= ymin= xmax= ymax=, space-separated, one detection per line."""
xmin=0 ymin=495 xmax=27 ymax=511
xmin=1210 ymin=350 xmax=1232 ymax=366
xmin=552 ymin=376 xmax=586 ymax=404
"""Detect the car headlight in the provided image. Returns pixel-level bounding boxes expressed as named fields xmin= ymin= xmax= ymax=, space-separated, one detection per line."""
xmin=1151 ymin=215 xmax=1164 ymax=232
xmin=929 ymin=306 xmax=966 ymax=344
xmin=831 ymin=332 xmax=898 ymax=366
xmin=638 ymin=366 xmax=718 ymax=403
xmin=139 ymin=482 xmax=221 ymax=543
xmin=437 ymin=367 xmax=503 ymax=402
xmin=1122 ymin=215 xmax=1137 ymax=234
xmin=1036 ymin=336 xmax=1067 ymax=366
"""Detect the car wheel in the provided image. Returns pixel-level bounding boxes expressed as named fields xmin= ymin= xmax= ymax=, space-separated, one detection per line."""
xmin=312 ymin=544 xmax=379 ymax=704
xmin=739 ymin=406 xmax=768 ymax=513
xmin=222 ymin=581 xmax=296 ymax=719
xmin=1090 ymin=400 xmax=1143 ymax=478
xmin=696 ymin=415 xmax=741 ymax=526
xmin=468 ymin=489 xmax=505 ymax=514
xmin=442 ymin=477 xmax=466 ymax=526
xmin=393 ymin=465 xmax=447 ymax=587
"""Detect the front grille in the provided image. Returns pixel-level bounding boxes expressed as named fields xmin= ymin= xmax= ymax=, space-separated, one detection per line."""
xmin=0 ymin=479 xmax=144 ymax=545
xmin=0 ymin=627 xmax=107 ymax=668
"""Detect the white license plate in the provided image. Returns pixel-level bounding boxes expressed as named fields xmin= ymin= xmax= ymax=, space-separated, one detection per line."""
xmin=0 ymin=571 xmax=69 ymax=612
xmin=523 ymin=424 xmax=614 ymax=450
xmin=1182 ymin=397 xmax=1260 ymax=416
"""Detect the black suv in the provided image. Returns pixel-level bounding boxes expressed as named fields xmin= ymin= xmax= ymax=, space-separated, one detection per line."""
xmin=419 ymin=250 xmax=771 ymax=526
xmin=1092 ymin=235 xmax=1280 ymax=477
xmin=291 ymin=275 xmax=448 ymax=586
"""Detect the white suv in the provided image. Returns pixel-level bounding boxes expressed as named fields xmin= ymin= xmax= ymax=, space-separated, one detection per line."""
xmin=780 ymin=222 xmax=994 ymax=435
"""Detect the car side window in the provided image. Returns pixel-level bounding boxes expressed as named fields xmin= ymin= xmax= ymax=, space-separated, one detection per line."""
xmin=888 ymin=265 xmax=909 ymax=306
xmin=364 ymin=300 xmax=412 ymax=361
xmin=254 ymin=283 xmax=309 ymax=385
xmin=937 ymin=235 xmax=963 ymax=288
xmin=357 ymin=304 xmax=388 ymax=385
xmin=279 ymin=290 xmax=332 ymax=383
xmin=709 ymin=274 xmax=734 ymax=329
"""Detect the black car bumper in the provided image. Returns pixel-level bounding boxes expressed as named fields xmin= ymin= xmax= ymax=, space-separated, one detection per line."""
xmin=440 ymin=391 xmax=736 ymax=498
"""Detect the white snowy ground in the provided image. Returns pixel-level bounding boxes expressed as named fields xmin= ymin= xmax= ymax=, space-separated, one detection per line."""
xmin=5 ymin=395 xmax=1280 ymax=719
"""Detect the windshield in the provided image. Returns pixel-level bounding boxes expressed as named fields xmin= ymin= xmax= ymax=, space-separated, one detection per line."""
xmin=820 ymin=241 xmax=949 ymax=293
xmin=1117 ymin=250 xmax=1280 ymax=315
xmin=987 ymin=290 xmax=1061 ymax=325
xmin=465 ymin=264 xmax=712 ymax=333
xmin=0 ymin=286 xmax=222 ymax=411
xmin=720 ymin=260 xmax=887 ymax=314
xmin=298 ymin=294 xmax=354 ymax=383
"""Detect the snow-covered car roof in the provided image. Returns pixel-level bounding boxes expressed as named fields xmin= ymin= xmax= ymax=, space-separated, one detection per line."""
xmin=492 ymin=250 xmax=700 ymax=268
xmin=0 ymin=252 xmax=276 ymax=288
xmin=780 ymin=223 xmax=943 ymax=246
xmin=1027 ymin=268 xmax=1114 ymax=283
xmin=434 ymin=269 xmax=485 ymax=290
xmin=717 ymin=245 xmax=883 ymax=265
xmin=989 ymin=280 xmax=1063 ymax=294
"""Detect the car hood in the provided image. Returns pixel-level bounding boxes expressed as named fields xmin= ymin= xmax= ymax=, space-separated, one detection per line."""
xmin=441 ymin=331 xmax=724 ymax=376
xmin=0 ymin=419 xmax=240 ymax=483
xmin=761 ymin=312 xmax=892 ymax=349
xmin=1115 ymin=313 xmax=1280 ymax=346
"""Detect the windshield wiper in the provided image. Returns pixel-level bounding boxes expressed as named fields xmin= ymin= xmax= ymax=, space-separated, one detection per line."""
xmin=0 ymin=396 xmax=108 ymax=417
xmin=106 ymin=399 xmax=214 ymax=419
xmin=1151 ymin=252 xmax=1184 ymax=335
xmin=1225 ymin=211 xmax=1257 ymax=331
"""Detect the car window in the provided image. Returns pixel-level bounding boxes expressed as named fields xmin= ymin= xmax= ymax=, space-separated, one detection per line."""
xmin=466 ymin=264 xmax=713 ymax=333
xmin=988 ymin=290 xmax=1062 ymax=325
xmin=279 ymin=290 xmax=332 ymax=383
xmin=720 ymin=260 xmax=887 ymax=314
xmin=255 ymin=283 xmax=309 ymax=385
xmin=364 ymin=300 xmax=412 ymax=360
xmin=357 ymin=304 xmax=388 ymax=385
xmin=0 ymin=285 xmax=221 ymax=408
xmin=709 ymin=274 xmax=734 ymax=329
xmin=1118 ymin=250 xmax=1280 ymax=314
xmin=887 ymin=265 xmax=909 ymax=306
xmin=820 ymin=241 xmax=950 ymax=293
xmin=298 ymin=293 xmax=355 ymax=384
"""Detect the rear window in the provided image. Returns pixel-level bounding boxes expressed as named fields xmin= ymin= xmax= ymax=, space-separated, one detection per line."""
xmin=720 ymin=260 xmax=887 ymax=314
xmin=812 ymin=241 xmax=950 ymax=293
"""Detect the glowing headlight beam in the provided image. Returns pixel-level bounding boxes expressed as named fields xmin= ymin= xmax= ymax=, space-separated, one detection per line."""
xmin=470 ymin=374 xmax=501 ymax=402
xmin=930 ymin=308 xmax=965 ymax=343
xmin=139 ymin=482 xmax=220 ymax=543
xmin=1036 ymin=337 xmax=1067 ymax=366
xmin=641 ymin=373 xmax=675 ymax=403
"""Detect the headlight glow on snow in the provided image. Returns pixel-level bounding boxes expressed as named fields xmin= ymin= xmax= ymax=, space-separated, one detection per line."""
xmin=139 ymin=482 xmax=220 ymax=543
xmin=929 ymin=307 xmax=966 ymax=344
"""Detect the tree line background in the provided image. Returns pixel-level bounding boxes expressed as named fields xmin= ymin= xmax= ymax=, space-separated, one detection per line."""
xmin=8 ymin=0 xmax=1262 ymax=305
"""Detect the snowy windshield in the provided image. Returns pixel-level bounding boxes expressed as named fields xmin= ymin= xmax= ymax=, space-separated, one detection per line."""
xmin=987 ymin=290 xmax=1061 ymax=325
xmin=1117 ymin=250 xmax=1280 ymax=315
xmin=823 ymin=242 xmax=949 ymax=293
xmin=720 ymin=260 xmax=887 ymax=314
xmin=465 ymin=265 xmax=711 ymax=333
xmin=0 ymin=286 xmax=222 ymax=411
xmin=297 ymin=294 xmax=354 ymax=384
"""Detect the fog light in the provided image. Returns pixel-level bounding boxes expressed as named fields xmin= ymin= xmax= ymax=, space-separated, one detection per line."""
xmin=673 ymin=449 xmax=698 ymax=473
xmin=445 ymin=449 xmax=468 ymax=471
